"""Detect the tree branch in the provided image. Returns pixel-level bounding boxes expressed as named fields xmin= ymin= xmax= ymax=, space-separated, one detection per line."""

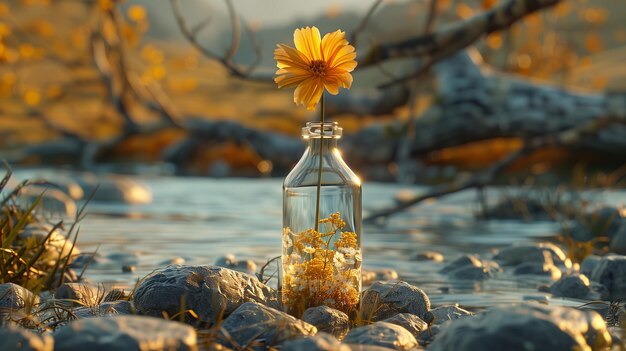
xmin=360 ymin=0 xmax=561 ymax=67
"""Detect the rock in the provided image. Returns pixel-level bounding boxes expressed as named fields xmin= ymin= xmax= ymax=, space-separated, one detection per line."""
xmin=381 ymin=313 xmax=428 ymax=337
xmin=122 ymin=265 xmax=136 ymax=273
xmin=549 ymin=274 xmax=602 ymax=300
xmin=513 ymin=260 xmax=562 ymax=281
xmin=0 ymin=283 xmax=39 ymax=312
xmin=590 ymin=254 xmax=626 ymax=300
xmin=132 ymin=265 xmax=274 ymax=325
xmin=0 ymin=324 xmax=54 ymax=351
xmin=215 ymin=254 xmax=257 ymax=275
xmin=439 ymin=255 xmax=497 ymax=280
xmin=218 ymin=302 xmax=316 ymax=349
xmin=19 ymin=223 xmax=79 ymax=267
xmin=108 ymin=252 xmax=140 ymax=265
xmin=30 ymin=173 xmax=85 ymax=200
xmin=54 ymin=283 xmax=101 ymax=307
xmin=427 ymin=304 xmax=611 ymax=351
xmin=415 ymin=251 xmax=444 ymax=262
xmin=494 ymin=242 xmax=571 ymax=269
xmin=428 ymin=305 xmax=473 ymax=325
xmin=610 ymin=223 xmax=626 ymax=254
xmin=302 ymin=305 xmax=350 ymax=337
xmin=343 ymin=322 xmax=418 ymax=350
xmin=53 ymin=315 xmax=196 ymax=351
xmin=282 ymin=333 xmax=350 ymax=351
xmin=362 ymin=270 xmax=378 ymax=286
xmin=160 ymin=257 xmax=186 ymax=266
xmin=417 ymin=324 xmax=440 ymax=346
xmin=18 ymin=187 xmax=77 ymax=218
xmin=361 ymin=281 xmax=430 ymax=321
xmin=580 ymin=255 xmax=602 ymax=277
xmin=53 ymin=268 xmax=80 ymax=286
xmin=73 ymin=301 xmax=134 ymax=318
xmin=71 ymin=173 xmax=152 ymax=204
xmin=69 ymin=253 xmax=105 ymax=270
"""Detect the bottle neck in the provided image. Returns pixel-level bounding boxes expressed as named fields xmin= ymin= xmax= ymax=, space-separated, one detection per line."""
xmin=305 ymin=137 xmax=339 ymax=154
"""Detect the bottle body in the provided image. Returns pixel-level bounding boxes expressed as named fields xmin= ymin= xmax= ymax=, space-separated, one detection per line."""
xmin=282 ymin=122 xmax=362 ymax=316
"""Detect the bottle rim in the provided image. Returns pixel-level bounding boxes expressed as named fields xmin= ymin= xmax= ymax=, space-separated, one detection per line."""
xmin=302 ymin=121 xmax=342 ymax=139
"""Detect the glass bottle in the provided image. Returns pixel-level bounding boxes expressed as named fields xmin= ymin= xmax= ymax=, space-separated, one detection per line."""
xmin=282 ymin=121 xmax=362 ymax=317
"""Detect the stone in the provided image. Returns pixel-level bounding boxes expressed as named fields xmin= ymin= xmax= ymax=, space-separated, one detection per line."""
xmin=72 ymin=301 xmax=134 ymax=318
xmin=54 ymin=283 xmax=102 ymax=307
xmin=282 ymin=333 xmax=350 ymax=351
xmin=513 ymin=261 xmax=562 ymax=281
xmin=381 ymin=313 xmax=428 ymax=337
xmin=132 ymin=265 xmax=274 ymax=325
xmin=18 ymin=223 xmax=79 ymax=267
xmin=343 ymin=322 xmax=418 ymax=350
xmin=494 ymin=242 xmax=571 ymax=268
xmin=218 ymin=302 xmax=316 ymax=349
xmin=415 ymin=251 xmax=444 ymax=262
xmin=580 ymin=255 xmax=602 ymax=277
xmin=215 ymin=254 xmax=257 ymax=275
xmin=590 ymin=254 xmax=626 ymax=300
xmin=610 ymin=223 xmax=626 ymax=254
xmin=108 ymin=252 xmax=140 ymax=265
xmin=439 ymin=255 xmax=497 ymax=280
xmin=428 ymin=305 xmax=473 ymax=325
xmin=417 ymin=324 xmax=440 ymax=346
xmin=18 ymin=187 xmax=77 ymax=218
xmin=71 ymin=173 xmax=152 ymax=204
xmin=53 ymin=315 xmax=196 ymax=351
xmin=549 ymin=274 xmax=601 ymax=300
xmin=361 ymin=281 xmax=430 ymax=321
xmin=0 ymin=324 xmax=54 ymax=351
xmin=427 ymin=304 xmax=611 ymax=351
xmin=302 ymin=305 xmax=350 ymax=337
xmin=122 ymin=265 xmax=136 ymax=273
xmin=0 ymin=283 xmax=38 ymax=314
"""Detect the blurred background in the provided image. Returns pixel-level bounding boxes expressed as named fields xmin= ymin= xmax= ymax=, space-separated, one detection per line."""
xmin=1 ymin=0 xmax=624 ymax=183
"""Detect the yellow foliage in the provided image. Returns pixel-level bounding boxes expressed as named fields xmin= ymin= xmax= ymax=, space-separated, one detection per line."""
xmin=0 ymin=22 xmax=11 ymax=38
xmin=486 ymin=32 xmax=502 ymax=49
xmin=127 ymin=5 xmax=146 ymax=23
xmin=481 ymin=0 xmax=498 ymax=10
xmin=99 ymin=0 xmax=113 ymax=11
xmin=23 ymin=89 xmax=41 ymax=106
xmin=583 ymin=8 xmax=608 ymax=24
xmin=455 ymin=3 xmax=474 ymax=19
xmin=0 ymin=3 xmax=9 ymax=17
xmin=584 ymin=33 xmax=604 ymax=53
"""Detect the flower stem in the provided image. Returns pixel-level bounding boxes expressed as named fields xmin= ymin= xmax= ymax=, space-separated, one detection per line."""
xmin=314 ymin=93 xmax=325 ymax=232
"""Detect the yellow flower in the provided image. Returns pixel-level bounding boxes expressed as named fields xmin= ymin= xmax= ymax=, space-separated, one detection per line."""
xmin=274 ymin=26 xmax=357 ymax=110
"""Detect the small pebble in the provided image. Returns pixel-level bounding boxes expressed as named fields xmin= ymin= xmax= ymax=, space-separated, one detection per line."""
xmin=122 ymin=265 xmax=136 ymax=273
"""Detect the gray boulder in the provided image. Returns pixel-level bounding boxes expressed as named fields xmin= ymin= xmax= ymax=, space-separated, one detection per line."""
xmin=361 ymin=281 xmax=430 ymax=321
xmin=415 ymin=251 xmax=444 ymax=262
xmin=215 ymin=254 xmax=257 ymax=275
xmin=54 ymin=283 xmax=102 ymax=307
xmin=302 ymin=305 xmax=350 ymax=337
xmin=513 ymin=259 xmax=562 ymax=281
xmin=282 ymin=333 xmax=350 ymax=351
xmin=610 ymin=223 xmax=626 ymax=254
xmin=549 ymin=274 xmax=602 ymax=300
xmin=428 ymin=305 xmax=473 ymax=325
xmin=362 ymin=269 xmax=399 ymax=286
xmin=427 ymin=304 xmax=611 ymax=351
xmin=0 ymin=324 xmax=53 ymax=351
xmin=343 ymin=322 xmax=418 ymax=350
xmin=19 ymin=223 xmax=79 ymax=267
xmin=53 ymin=315 xmax=196 ymax=351
xmin=132 ymin=265 xmax=274 ymax=325
xmin=439 ymin=255 xmax=498 ymax=280
xmin=580 ymin=255 xmax=602 ymax=277
xmin=590 ymin=254 xmax=626 ymax=300
xmin=0 ymin=283 xmax=38 ymax=311
xmin=73 ymin=301 xmax=134 ymax=318
xmin=18 ymin=187 xmax=77 ymax=218
xmin=71 ymin=173 xmax=152 ymax=204
xmin=218 ymin=302 xmax=316 ymax=349
xmin=494 ymin=243 xmax=571 ymax=268
xmin=381 ymin=313 xmax=428 ymax=337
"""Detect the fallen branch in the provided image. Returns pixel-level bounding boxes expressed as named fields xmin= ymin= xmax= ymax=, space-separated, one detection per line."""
xmin=364 ymin=113 xmax=626 ymax=223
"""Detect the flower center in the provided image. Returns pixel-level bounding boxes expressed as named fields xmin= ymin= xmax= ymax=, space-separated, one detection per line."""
xmin=309 ymin=60 xmax=327 ymax=76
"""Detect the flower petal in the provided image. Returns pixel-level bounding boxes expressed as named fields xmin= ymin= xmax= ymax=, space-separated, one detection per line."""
xmin=275 ymin=71 xmax=309 ymax=89
xmin=321 ymin=29 xmax=348 ymax=63
xmin=274 ymin=44 xmax=310 ymax=70
xmin=294 ymin=77 xmax=323 ymax=110
xmin=294 ymin=26 xmax=322 ymax=61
